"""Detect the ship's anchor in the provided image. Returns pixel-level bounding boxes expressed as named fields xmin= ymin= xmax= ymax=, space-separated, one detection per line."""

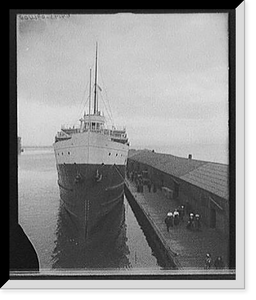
xmin=75 ymin=173 xmax=82 ymax=184
xmin=95 ymin=169 xmax=102 ymax=182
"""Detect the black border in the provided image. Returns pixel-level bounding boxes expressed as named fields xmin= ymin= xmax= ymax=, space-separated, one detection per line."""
xmin=228 ymin=9 xmax=236 ymax=271
xmin=7 ymin=7 xmax=240 ymax=284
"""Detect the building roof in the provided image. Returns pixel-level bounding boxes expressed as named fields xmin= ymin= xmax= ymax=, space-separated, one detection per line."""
xmin=128 ymin=150 xmax=206 ymax=177
xmin=180 ymin=163 xmax=229 ymax=200
xmin=128 ymin=150 xmax=229 ymax=200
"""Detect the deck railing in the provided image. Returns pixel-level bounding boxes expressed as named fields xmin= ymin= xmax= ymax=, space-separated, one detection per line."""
xmin=59 ymin=126 xmax=127 ymax=141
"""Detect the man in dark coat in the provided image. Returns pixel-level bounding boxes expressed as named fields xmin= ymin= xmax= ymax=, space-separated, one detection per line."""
xmin=204 ymin=253 xmax=212 ymax=269
xmin=186 ymin=213 xmax=194 ymax=230
xmin=165 ymin=212 xmax=174 ymax=232
xmin=147 ymin=180 xmax=152 ymax=193
xmin=195 ymin=213 xmax=201 ymax=230
xmin=173 ymin=209 xmax=180 ymax=226
xmin=214 ymin=256 xmax=225 ymax=269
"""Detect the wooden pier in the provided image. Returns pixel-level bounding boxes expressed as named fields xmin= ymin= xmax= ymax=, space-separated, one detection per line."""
xmin=125 ymin=179 xmax=230 ymax=271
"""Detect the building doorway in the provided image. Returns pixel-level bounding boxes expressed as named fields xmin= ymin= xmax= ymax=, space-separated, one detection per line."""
xmin=210 ymin=208 xmax=216 ymax=228
xmin=174 ymin=182 xmax=180 ymax=199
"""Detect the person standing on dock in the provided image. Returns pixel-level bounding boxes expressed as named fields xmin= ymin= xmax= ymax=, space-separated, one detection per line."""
xmin=186 ymin=213 xmax=193 ymax=230
xmin=204 ymin=253 xmax=212 ymax=269
xmin=214 ymin=256 xmax=225 ymax=269
xmin=173 ymin=209 xmax=180 ymax=226
xmin=134 ymin=171 xmax=138 ymax=184
xmin=195 ymin=213 xmax=201 ymax=230
xmin=147 ymin=180 xmax=152 ymax=193
xmin=131 ymin=171 xmax=134 ymax=182
xmin=177 ymin=205 xmax=185 ymax=222
xmin=165 ymin=212 xmax=174 ymax=232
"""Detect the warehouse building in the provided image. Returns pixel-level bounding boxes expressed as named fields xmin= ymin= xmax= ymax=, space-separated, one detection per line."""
xmin=127 ymin=149 xmax=229 ymax=237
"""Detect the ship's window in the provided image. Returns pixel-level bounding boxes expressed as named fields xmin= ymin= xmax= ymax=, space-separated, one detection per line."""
xmin=68 ymin=152 xmax=70 ymax=155
xmin=109 ymin=153 xmax=111 ymax=156
xmin=62 ymin=152 xmax=63 ymax=155
xmin=116 ymin=153 xmax=118 ymax=156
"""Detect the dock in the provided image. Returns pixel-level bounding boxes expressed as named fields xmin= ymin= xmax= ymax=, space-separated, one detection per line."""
xmin=125 ymin=179 xmax=229 ymax=271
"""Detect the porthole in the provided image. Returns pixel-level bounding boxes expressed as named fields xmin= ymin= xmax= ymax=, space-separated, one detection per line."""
xmin=109 ymin=153 xmax=111 ymax=156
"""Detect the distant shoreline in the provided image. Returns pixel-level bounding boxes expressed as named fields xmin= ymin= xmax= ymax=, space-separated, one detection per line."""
xmin=21 ymin=144 xmax=227 ymax=165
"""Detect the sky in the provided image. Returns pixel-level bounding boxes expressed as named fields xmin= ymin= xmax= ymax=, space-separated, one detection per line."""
xmin=17 ymin=12 xmax=229 ymax=163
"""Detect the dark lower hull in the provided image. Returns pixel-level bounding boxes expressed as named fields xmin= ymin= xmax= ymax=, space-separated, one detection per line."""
xmin=52 ymin=195 xmax=130 ymax=269
xmin=56 ymin=163 xmax=126 ymax=244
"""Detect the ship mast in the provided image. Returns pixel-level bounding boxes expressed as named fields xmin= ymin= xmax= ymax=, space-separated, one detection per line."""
xmin=89 ymin=68 xmax=92 ymax=115
xmin=93 ymin=42 xmax=98 ymax=115
xmin=88 ymin=68 xmax=92 ymax=129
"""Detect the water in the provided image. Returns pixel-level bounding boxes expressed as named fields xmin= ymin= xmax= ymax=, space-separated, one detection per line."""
xmin=18 ymin=147 xmax=161 ymax=273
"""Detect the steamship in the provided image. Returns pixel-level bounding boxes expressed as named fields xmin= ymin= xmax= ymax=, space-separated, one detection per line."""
xmin=53 ymin=44 xmax=129 ymax=241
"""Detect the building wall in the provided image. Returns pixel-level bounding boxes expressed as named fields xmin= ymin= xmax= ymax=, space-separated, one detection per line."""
xmin=127 ymin=158 xmax=229 ymax=237
xmin=178 ymin=180 xmax=229 ymax=236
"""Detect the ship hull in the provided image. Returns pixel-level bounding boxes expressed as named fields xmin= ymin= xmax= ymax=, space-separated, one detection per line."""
xmin=52 ymin=183 xmax=130 ymax=269
xmin=57 ymin=163 xmax=126 ymax=240
xmin=53 ymin=131 xmax=128 ymax=244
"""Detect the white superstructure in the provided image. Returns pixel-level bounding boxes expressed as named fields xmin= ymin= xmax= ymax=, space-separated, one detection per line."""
xmin=54 ymin=121 xmax=128 ymax=166
xmin=53 ymin=42 xmax=129 ymax=166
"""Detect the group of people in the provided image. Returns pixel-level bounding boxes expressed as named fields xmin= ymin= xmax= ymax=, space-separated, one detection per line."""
xmin=186 ymin=212 xmax=201 ymax=231
xmin=164 ymin=204 xmax=202 ymax=232
xmin=164 ymin=205 xmax=185 ymax=232
xmin=128 ymin=170 xmax=157 ymax=194
xmin=128 ymin=170 xmax=142 ymax=184
xmin=204 ymin=253 xmax=225 ymax=269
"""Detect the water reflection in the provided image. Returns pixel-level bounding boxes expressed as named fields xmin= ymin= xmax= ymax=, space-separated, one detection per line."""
xmin=51 ymin=198 xmax=131 ymax=270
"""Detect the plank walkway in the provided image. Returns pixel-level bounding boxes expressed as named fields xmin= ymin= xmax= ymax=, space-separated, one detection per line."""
xmin=125 ymin=179 xmax=229 ymax=270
